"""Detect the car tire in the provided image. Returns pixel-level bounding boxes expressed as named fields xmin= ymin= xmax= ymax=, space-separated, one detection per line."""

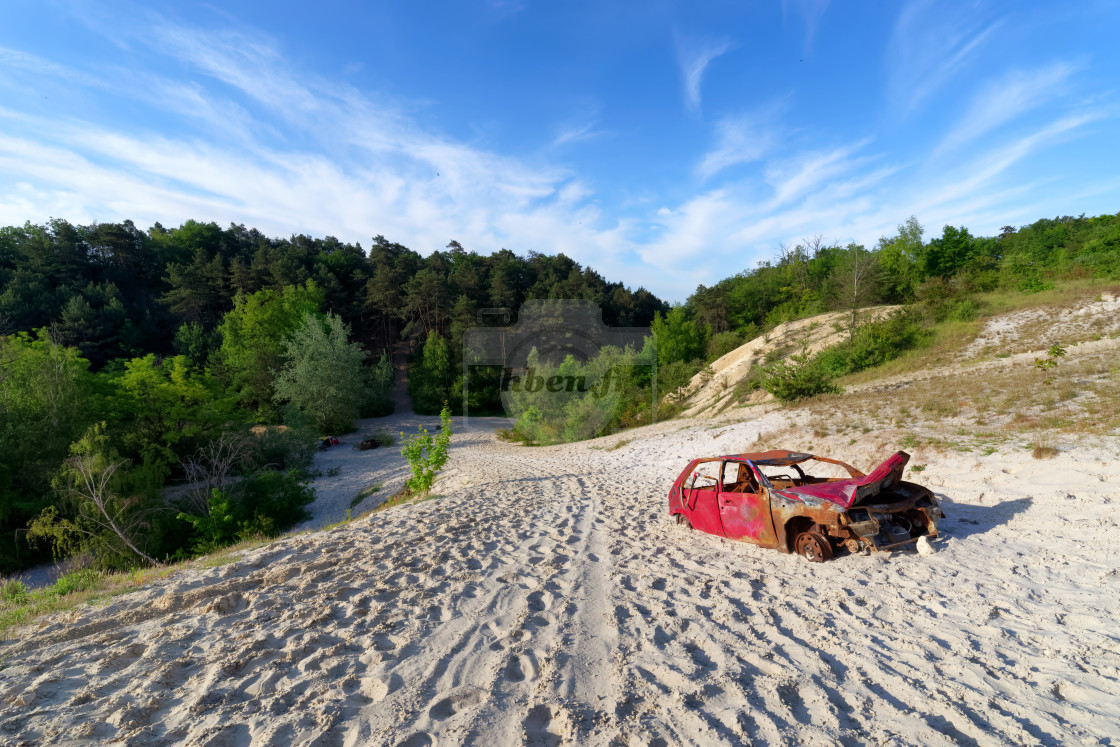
xmin=794 ymin=530 xmax=833 ymax=562
xmin=675 ymin=513 xmax=692 ymax=529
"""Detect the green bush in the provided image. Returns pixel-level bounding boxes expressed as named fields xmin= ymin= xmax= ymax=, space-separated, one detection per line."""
xmin=706 ymin=330 xmax=745 ymax=361
xmin=177 ymin=489 xmax=238 ymax=554
xmin=760 ymin=351 xmax=842 ymax=403
xmin=253 ymin=425 xmax=317 ymax=473
xmin=51 ymin=568 xmax=100 ymax=597
xmin=816 ymin=313 xmax=928 ymax=377
xmin=1 ymin=578 xmax=28 ymax=604
xmin=236 ymin=469 xmax=314 ymax=531
xmin=400 ymin=404 xmax=452 ymax=495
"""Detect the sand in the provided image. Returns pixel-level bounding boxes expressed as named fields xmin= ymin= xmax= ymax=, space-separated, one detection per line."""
xmin=2 ymin=401 xmax=1118 ymax=746
xmin=681 ymin=306 xmax=900 ymax=417
xmin=3 ymin=296 xmax=1120 ymax=745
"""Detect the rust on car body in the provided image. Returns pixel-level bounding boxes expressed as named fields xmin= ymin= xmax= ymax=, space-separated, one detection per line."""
xmin=668 ymin=449 xmax=942 ymax=562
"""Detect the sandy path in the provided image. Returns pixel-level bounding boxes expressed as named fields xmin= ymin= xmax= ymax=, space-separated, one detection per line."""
xmin=2 ymin=410 xmax=1119 ymax=745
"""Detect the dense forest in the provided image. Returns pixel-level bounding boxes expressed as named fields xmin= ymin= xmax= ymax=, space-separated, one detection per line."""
xmin=0 ymin=219 xmax=665 ymax=574
xmin=2 ymin=210 xmax=1118 ymax=574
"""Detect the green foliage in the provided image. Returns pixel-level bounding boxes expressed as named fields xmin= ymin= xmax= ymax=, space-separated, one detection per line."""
xmin=760 ymin=351 xmax=842 ymax=404
xmin=230 ymin=469 xmax=312 ymax=534
xmin=815 ymin=313 xmax=929 ymax=378
xmin=706 ymin=329 xmax=746 ymax=361
xmin=651 ymin=307 xmax=708 ymax=367
xmin=658 ymin=359 xmax=703 ymax=405
xmin=272 ymin=312 xmax=370 ymax=433
xmin=253 ymin=425 xmax=317 ymax=473
xmin=216 ymin=282 xmax=324 ymax=414
xmin=0 ymin=330 xmax=96 ymax=573
xmin=400 ymin=404 xmax=452 ymax=495
xmin=1018 ymin=277 xmax=1054 ymax=294
xmin=502 ymin=344 xmax=656 ymax=444
xmin=877 ymin=216 xmax=925 ymax=301
xmin=915 ymin=276 xmax=983 ymax=323
xmin=176 ymin=489 xmax=237 ymax=555
xmin=173 ymin=321 xmax=218 ymax=367
xmin=31 ymin=423 xmax=162 ymax=568
xmin=175 ymin=469 xmax=312 ymax=556
xmin=51 ymin=568 xmax=100 ymax=596
xmin=1033 ymin=343 xmax=1066 ymax=385
xmin=923 ymin=225 xmax=981 ymax=279
xmin=110 ymin=354 xmax=238 ymax=478
xmin=362 ymin=350 xmax=395 ymax=417
xmin=1 ymin=578 xmax=28 ymax=604
xmin=408 ymin=332 xmax=455 ymax=415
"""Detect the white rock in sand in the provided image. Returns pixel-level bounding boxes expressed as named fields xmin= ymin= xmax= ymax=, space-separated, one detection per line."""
xmin=916 ymin=536 xmax=935 ymax=556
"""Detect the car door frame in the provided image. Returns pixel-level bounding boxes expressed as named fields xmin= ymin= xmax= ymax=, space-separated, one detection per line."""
xmin=716 ymin=460 xmax=779 ymax=547
xmin=680 ymin=460 xmax=725 ymax=536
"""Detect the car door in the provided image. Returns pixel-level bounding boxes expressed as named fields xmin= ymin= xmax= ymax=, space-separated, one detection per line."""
xmin=682 ymin=462 xmax=724 ymax=536
xmin=717 ymin=461 xmax=778 ymax=546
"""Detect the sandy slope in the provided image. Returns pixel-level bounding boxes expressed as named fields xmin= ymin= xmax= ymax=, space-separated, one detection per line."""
xmin=681 ymin=306 xmax=900 ymax=417
xmin=2 ymin=404 xmax=1118 ymax=746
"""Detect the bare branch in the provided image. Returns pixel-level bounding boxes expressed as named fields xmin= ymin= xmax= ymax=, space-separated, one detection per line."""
xmin=63 ymin=452 xmax=161 ymax=566
xmin=178 ymin=432 xmax=257 ymax=515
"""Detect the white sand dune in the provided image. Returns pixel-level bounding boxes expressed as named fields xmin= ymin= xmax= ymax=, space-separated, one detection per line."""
xmin=3 ymin=402 xmax=1119 ymax=746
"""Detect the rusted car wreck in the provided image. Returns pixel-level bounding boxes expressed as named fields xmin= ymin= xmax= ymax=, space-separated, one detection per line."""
xmin=668 ymin=450 xmax=942 ymax=561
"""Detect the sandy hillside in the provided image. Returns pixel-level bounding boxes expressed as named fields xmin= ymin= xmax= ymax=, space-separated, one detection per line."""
xmin=681 ymin=306 xmax=900 ymax=417
xmin=3 ymin=296 xmax=1120 ymax=746
xmin=3 ymin=400 xmax=1119 ymax=745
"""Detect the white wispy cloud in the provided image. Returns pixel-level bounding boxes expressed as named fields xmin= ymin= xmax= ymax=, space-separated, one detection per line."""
xmin=763 ymin=139 xmax=874 ymax=207
xmin=782 ymin=0 xmax=831 ymax=52
xmin=886 ymin=0 xmax=1000 ymax=113
xmin=639 ymin=108 xmax=1102 ymax=293
xmin=677 ymin=37 xmax=732 ymax=112
xmin=0 ymin=10 xmax=1113 ymax=303
xmin=936 ymin=62 xmax=1080 ymax=154
xmin=553 ymin=119 xmax=603 ymax=147
xmin=696 ymin=107 xmax=784 ymax=180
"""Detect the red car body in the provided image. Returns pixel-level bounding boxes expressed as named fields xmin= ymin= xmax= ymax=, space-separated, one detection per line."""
xmin=668 ymin=449 xmax=942 ymax=561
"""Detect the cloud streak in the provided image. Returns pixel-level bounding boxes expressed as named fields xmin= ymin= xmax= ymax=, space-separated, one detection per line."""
xmin=936 ymin=62 xmax=1080 ymax=154
xmin=0 ymin=9 xmax=1113 ymax=302
xmin=886 ymin=0 xmax=1000 ymax=113
xmin=678 ymin=38 xmax=732 ymax=112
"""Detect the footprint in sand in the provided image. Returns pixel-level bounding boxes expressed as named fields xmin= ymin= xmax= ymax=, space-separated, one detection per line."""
xmin=428 ymin=687 xmax=485 ymax=721
xmin=521 ymin=704 xmax=572 ymax=747
xmin=527 ymin=590 xmax=552 ymax=612
xmin=504 ymin=652 xmax=538 ymax=683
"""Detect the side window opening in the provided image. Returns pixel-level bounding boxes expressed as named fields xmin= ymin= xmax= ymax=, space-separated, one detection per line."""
xmin=721 ymin=461 xmax=758 ymax=493
xmin=688 ymin=463 xmax=720 ymax=490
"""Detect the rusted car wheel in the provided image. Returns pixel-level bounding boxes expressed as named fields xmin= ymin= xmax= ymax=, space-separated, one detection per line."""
xmin=675 ymin=513 xmax=692 ymax=529
xmin=794 ymin=531 xmax=833 ymax=562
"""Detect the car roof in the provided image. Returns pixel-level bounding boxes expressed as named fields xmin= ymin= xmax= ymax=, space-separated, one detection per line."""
xmin=719 ymin=450 xmax=815 ymax=466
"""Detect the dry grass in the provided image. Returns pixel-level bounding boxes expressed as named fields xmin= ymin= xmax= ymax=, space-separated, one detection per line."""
xmin=1032 ymin=439 xmax=1059 ymax=460
xmin=794 ymin=337 xmax=1120 ymax=459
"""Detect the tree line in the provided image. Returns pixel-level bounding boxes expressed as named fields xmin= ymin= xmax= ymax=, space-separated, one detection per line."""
xmin=3 ymin=210 xmax=1118 ymax=573
xmin=0 ymin=219 xmax=666 ymax=574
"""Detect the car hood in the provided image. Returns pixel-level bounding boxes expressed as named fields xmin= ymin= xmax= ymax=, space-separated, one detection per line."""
xmin=778 ymin=452 xmax=909 ymax=509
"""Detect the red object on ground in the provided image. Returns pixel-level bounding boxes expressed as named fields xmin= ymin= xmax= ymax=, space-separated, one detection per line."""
xmin=667 ymin=450 xmax=942 ymax=562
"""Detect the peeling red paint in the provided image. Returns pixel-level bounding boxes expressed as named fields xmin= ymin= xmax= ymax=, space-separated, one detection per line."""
xmin=669 ymin=450 xmax=943 ymax=562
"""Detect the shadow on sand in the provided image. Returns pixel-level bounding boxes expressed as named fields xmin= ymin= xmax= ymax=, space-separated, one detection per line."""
xmin=934 ymin=493 xmax=1034 ymax=541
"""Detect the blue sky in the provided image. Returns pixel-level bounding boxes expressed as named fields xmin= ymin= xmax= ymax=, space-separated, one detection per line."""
xmin=1 ymin=1 xmax=1118 ymax=301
